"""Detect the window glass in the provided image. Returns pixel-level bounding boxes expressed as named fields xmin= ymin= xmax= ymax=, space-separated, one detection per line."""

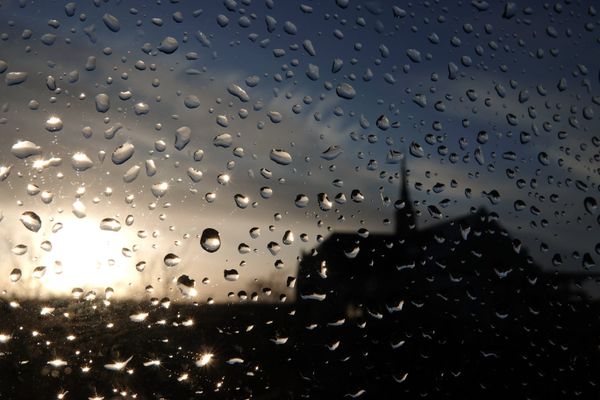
xmin=0 ymin=1 xmax=598 ymax=398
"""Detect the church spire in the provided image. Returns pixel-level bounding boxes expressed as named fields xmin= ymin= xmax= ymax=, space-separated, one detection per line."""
xmin=395 ymin=156 xmax=416 ymax=236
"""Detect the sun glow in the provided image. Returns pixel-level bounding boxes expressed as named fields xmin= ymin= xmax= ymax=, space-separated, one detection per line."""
xmin=31 ymin=218 xmax=137 ymax=297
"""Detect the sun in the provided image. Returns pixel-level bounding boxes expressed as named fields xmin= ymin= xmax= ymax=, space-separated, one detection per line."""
xmin=34 ymin=218 xmax=138 ymax=298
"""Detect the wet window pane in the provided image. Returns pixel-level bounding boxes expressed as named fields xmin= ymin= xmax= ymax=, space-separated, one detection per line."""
xmin=0 ymin=0 xmax=599 ymax=398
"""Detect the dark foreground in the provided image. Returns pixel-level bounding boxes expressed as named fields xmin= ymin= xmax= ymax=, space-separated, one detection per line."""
xmin=0 ymin=293 xmax=599 ymax=400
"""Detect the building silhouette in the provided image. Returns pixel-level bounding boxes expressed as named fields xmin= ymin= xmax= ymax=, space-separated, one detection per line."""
xmin=294 ymin=159 xmax=600 ymax=398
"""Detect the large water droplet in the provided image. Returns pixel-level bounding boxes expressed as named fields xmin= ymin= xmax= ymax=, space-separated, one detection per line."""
xmin=102 ymin=13 xmax=120 ymax=32
xmin=224 ymin=269 xmax=239 ymax=281
xmin=94 ymin=93 xmax=110 ymax=113
xmin=20 ymin=211 xmax=41 ymax=232
xmin=234 ymin=194 xmax=250 ymax=209
xmin=282 ymin=230 xmax=294 ymax=245
xmin=11 ymin=140 xmax=41 ymax=159
xmin=270 ymin=149 xmax=292 ymax=165
xmin=295 ymin=194 xmax=309 ymax=208
xmin=151 ymin=182 xmax=169 ymax=197
xmin=9 ymin=268 xmax=22 ymax=282
xmin=32 ymin=266 xmax=47 ymax=279
xmin=200 ymin=228 xmax=221 ymax=253
xmin=227 ymin=83 xmax=250 ymax=102
xmin=321 ymin=145 xmax=343 ymax=160
xmin=158 ymin=36 xmax=179 ymax=53
xmin=5 ymin=71 xmax=28 ymax=85
xmin=584 ymin=197 xmax=598 ymax=215
xmin=318 ymin=193 xmax=333 ymax=211
xmin=111 ymin=143 xmax=135 ymax=165
xmin=175 ymin=126 xmax=191 ymax=150
xmin=213 ymin=133 xmax=233 ymax=148
xmin=100 ymin=218 xmax=121 ymax=232
xmin=177 ymin=275 xmax=196 ymax=297
xmin=164 ymin=253 xmax=181 ymax=267
xmin=71 ymin=152 xmax=94 ymax=171
xmin=45 ymin=116 xmax=63 ymax=132
xmin=336 ymin=82 xmax=356 ymax=99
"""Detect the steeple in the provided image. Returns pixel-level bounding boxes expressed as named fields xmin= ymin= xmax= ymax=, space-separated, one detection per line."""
xmin=395 ymin=157 xmax=416 ymax=236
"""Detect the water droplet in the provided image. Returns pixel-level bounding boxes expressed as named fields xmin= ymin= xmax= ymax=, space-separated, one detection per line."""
xmin=200 ymin=228 xmax=221 ymax=253
xmin=260 ymin=186 xmax=273 ymax=198
xmin=108 ymin=143 xmax=135 ymax=167
xmin=100 ymin=218 xmax=121 ymax=232
xmin=318 ymin=193 xmax=333 ymax=211
xmin=344 ymin=245 xmax=360 ymax=259
xmin=20 ymin=211 xmax=41 ymax=232
xmin=5 ymin=71 xmax=28 ymax=86
xmin=164 ymin=253 xmax=181 ymax=267
xmin=0 ymin=165 xmax=12 ymax=181
xmin=94 ymin=93 xmax=110 ymax=113
xmin=295 ymin=194 xmax=309 ymax=207
xmin=224 ymin=269 xmax=239 ymax=281
xmin=183 ymin=95 xmax=200 ymax=109
xmin=409 ymin=142 xmax=425 ymax=158
xmin=227 ymin=83 xmax=250 ymax=102
xmin=250 ymin=227 xmax=261 ymax=238
xmin=151 ymin=182 xmax=169 ymax=197
xmin=234 ymin=194 xmax=250 ymax=209
xmin=71 ymin=152 xmax=93 ymax=171
xmin=9 ymin=268 xmax=21 ymax=282
xmin=213 ymin=133 xmax=233 ymax=148
xmin=134 ymin=102 xmax=150 ymax=115
xmin=270 ymin=149 xmax=292 ymax=165
xmin=336 ymin=82 xmax=356 ymax=99
xmin=45 ymin=116 xmax=63 ymax=132
xmin=267 ymin=241 xmax=281 ymax=255
xmin=158 ymin=36 xmax=179 ymax=53
xmin=175 ymin=126 xmax=191 ymax=150
xmin=11 ymin=140 xmax=41 ymax=159
xmin=282 ymin=230 xmax=294 ymax=245
xmin=71 ymin=199 xmax=86 ymax=218
xmin=321 ymin=145 xmax=343 ymax=160
xmin=40 ymin=240 xmax=52 ymax=251
xmin=267 ymin=111 xmax=283 ymax=123
xmin=12 ymin=244 xmax=27 ymax=255
xmin=177 ymin=275 xmax=196 ymax=296
xmin=351 ymin=190 xmax=365 ymax=203
xmin=32 ymin=266 xmax=47 ymax=279
xmin=102 ymin=13 xmax=120 ymax=32
xmin=187 ymin=168 xmax=203 ymax=182
xmin=584 ymin=197 xmax=598 ymax=215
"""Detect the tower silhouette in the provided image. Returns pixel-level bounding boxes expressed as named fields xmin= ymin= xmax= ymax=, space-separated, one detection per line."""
xmin=395 ymin=157 xmax=416 ymax=237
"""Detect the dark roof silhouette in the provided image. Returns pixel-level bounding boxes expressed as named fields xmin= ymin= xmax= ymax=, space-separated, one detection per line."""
xmin=293 ymin=160 xmax=600 ymax=398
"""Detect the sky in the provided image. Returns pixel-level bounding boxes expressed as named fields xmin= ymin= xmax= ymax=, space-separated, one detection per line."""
xmin=0 ymin=0 xmax=598 ymax=301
